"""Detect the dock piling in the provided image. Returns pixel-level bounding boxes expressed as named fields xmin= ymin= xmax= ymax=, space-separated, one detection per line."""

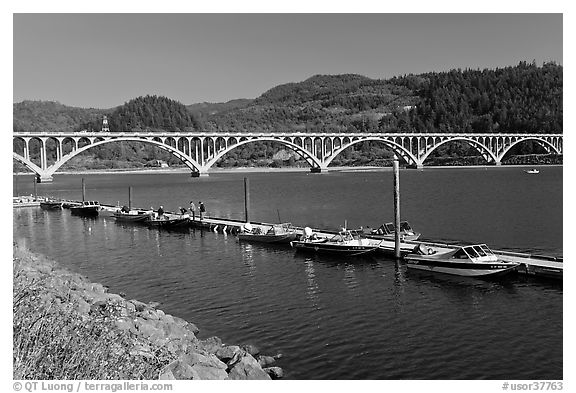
xmin=244 ymin=177 xmax=250 ymax=223
xmin=128 ymin=186 xmax=132 ymax=210
xmin=393 ymin=155 xmax=401 ymax=259
xmin=33 ymin=176 xmax=37 ymax=199
xmin=81 ymin=178 xmax=86 ymax=202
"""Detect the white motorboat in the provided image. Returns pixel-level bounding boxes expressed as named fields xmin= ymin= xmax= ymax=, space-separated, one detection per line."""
xmin=405 ymin=243 xmax=520 ymax=277
xmin=290 ymin=228 xmax=382 ymax=256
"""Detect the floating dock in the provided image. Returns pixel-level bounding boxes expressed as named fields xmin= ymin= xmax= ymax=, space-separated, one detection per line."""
xmin=23 ymin=199 xmax=563 ymax=280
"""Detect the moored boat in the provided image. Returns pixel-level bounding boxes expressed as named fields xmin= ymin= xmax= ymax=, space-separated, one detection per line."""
xmin=113 ymin=208 xmax=153 ymax=222
xmin=368 ymin=221 xmax=421 ymax=241
xmin=40 ymin=199 xmax=63 ymax=210
xmin=525 ymin=169 xmax=540 ymax=174
xmin=146 ymin=215 xmax=190 ymax=229
xmin=405 ymin=243 xmax=520 ymax=277
xmin=70 ymin=201 xmax=101 ymax=216
xmin=290 ymin=228 xmax=382 ymax=256
xmin=238 ymin=223 xmax=298 ymax=244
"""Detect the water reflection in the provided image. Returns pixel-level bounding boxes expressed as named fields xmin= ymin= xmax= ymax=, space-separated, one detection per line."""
xmin=304 ymin=258 xmax=320 ymax=308
xmin=342 ymin=263 xmax=359 ymax=294
xmin=391 ymin=261 xmax=407 ymax=313
xmin=240 ymin=243 xmax=256 ymax=277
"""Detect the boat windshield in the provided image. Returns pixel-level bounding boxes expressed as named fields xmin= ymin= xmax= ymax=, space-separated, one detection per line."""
xmin=400 ymin=221 xmax=412 ymax=231
xmin=472 ymin=245 xmax=487 ymax=257
xmin=479 ymin=244 xmax=494 ymax=256
xmin=463 ymin=246 xmax=481 ymax=259
xmin=385 ymin=223 xmax=395 ymax=233
xmin=331 ymin=231 xmax=356 ymax=242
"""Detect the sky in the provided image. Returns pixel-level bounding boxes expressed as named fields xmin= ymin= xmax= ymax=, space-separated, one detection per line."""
xmin=13 ymin=13 xmax=563 ymax=109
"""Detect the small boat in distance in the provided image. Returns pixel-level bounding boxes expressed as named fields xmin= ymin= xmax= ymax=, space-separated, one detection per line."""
xmin=525 ymin=169 xmax=540 ymax=174
xmin=368 ymin=221 xmax=421 ymax=241
xmin=70 ymin=201 xmax=101 ymax=217
xmin=40 ymin=199 xmax=63 ymax=210
xmin=238 ymin=222 xmax=298 ymax=244
xmin=405 ymin=243 xmax=520 ymax=277
xmin=290 ymin=228 xmax=382 ymax=256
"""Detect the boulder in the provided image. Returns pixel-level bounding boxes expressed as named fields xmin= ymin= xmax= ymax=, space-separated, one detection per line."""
xmin=257 ymin=355 xmax=276 ymax=368
xmin=114 ymin=317 xmax=135 ymax=333
xmin=184 ymin=352 xmax=227 ymax=370
xmin=197 ymin=336 xmax=223 ymax=354
xmin=227 ymin=354 xmax=271 ymax=380
xmin=159 ymin=358 xmax=228 ymax=380
xmin=241 ymin=344 xmax=260 ymax=357
xmin=263 ymin=366 xmax=284 ymax=379
xmin=129 ymin=299 xmax=148 ymax=312
xmin=215 ymin=345 xmax=243 ymax=363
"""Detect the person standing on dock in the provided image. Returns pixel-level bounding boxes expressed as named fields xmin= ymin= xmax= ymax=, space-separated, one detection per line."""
xmin=190 ymin=201 xmax=196 ymax=220
xmin=199 ymin=201 xmax=205 ymax=220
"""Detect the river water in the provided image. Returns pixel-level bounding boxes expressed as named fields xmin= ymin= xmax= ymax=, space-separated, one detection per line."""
xmin=12 ymin=166 xmax=563 ymax=379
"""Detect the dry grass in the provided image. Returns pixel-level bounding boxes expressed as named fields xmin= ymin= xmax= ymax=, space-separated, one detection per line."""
xmin=13 ymin=250 xmax=175 ymax=380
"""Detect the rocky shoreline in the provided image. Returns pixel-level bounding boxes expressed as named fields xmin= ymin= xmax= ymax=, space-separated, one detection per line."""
xmin=13 ymin=243 xmax=283 ymax=380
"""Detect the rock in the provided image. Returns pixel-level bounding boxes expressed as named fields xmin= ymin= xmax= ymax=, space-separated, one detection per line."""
xmin=136 ymin=320 xmax=163 ymax=340
xmin=130 ymin=299 xmax=148 ymax=312
xmin=89 ymin=300 xmax=108 ymax=315
xmin=91 ymin=283 xmax=106 ymax=294
xmin=75 ymin=297 xmax=91 ymax=315
xmin=187 ymin=322 xmax=200 ymax=335
xmin=197 ymin=336 xmax=222 ymax=354
xmin=215 ymin=345 xmax=243 ymax=363
xmin=148 ymin=301 xmax=161 ymax=308
xmin=227 ymin=354 xmax=271 ymax=380
xmin=184 ymin=352 xmax=227 ymax=370
xmin=189 ymin=364 xmax=228 ymax=380
xmin=172 ymin=316 xmax=200 ymax=334
xmin=160 ymin=354 xmax=228 ymax=380
xmin=140 ymin=309 xmax=160 ymax=321
xmin=257 ymin=355 xmax=276 ymax=368
xmin=241 ymin=344 xmax=260 ymax=357
xmin=158 ymin=369 xmax=176 ymax=380
xmin=114 ymin=317 xmax=135 ymax=333
xmin=263 ymin=366 xmax=284 ymax=379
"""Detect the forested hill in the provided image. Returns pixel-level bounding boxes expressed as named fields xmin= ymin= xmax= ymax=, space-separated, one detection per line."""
xmin=13 ymin=101 xmax=107 ymax=133
xmin=200 ymin=62 xmax=562 ymax=134
xmin=387 ymin=61 xmax=562 ymax=134
xmin=200 ymin=74 xmax=417 ymax=133
xmin=89 ymin=95 xmax=201 ymax=132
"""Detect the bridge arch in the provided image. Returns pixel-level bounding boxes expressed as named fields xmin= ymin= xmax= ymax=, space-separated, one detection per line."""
xmin=203 ymin=137 xmax=322 ymax=170
xmin=44 ymin=137 xmax=203 ymax=177
xmin=13 ymin=152 xmax=43 ymax=176
xmin=497 ymin=137 xmax=561 ymax=162
xmin=419 ymin=137 xmax=497 ymax=166
xmin=323 ymin=137 xmax=419 ymax=167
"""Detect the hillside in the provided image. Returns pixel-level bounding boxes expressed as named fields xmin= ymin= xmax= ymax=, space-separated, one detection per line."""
xmin=201 ymin=74 xmax=417 ymax=133
xmin=13 ymin=101 xmax=109 ymax=133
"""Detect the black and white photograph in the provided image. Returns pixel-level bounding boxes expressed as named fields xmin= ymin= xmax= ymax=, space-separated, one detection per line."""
xmin=9 ymin=8 xmax=566 ymax=388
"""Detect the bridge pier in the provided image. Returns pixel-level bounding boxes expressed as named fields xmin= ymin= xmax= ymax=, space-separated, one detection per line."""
xmin=309 ymin=167 xmax=323 ymax=173
xmin=36 ymin=174 xmax=53 ymax=183
xmin=190 ymin=170 xmax=209 ymax=178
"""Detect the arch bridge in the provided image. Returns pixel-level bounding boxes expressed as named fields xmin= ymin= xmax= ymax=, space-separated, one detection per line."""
xmin=13 ymin=131 xmax=563 ymax=182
